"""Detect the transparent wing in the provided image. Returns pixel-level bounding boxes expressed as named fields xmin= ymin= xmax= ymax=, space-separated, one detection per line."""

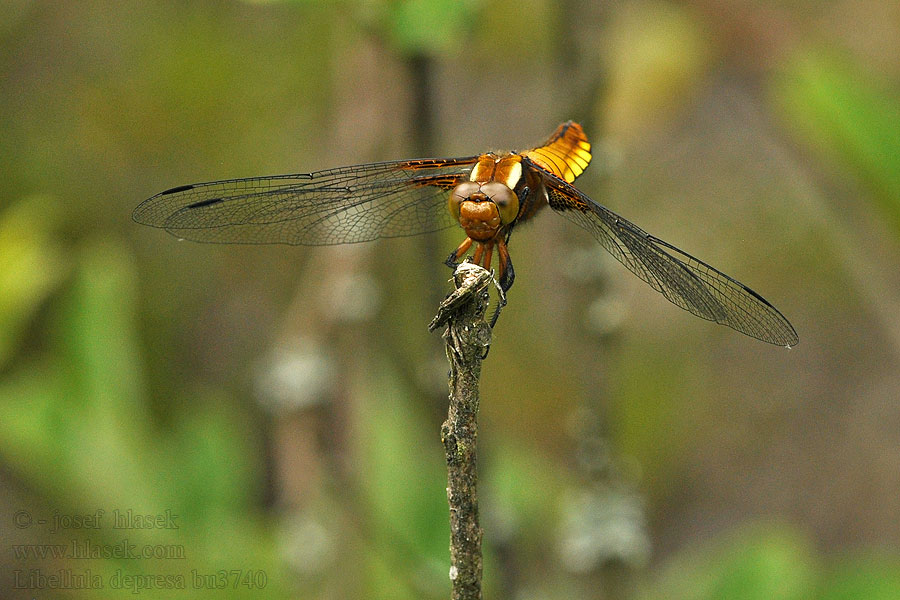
xmin=539 ymin=165 xmax=798 ymax=347
xmin=133 ymin=157 xmax=479 ymax=245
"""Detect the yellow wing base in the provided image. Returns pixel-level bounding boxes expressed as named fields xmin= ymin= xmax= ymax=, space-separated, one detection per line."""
xmin=523 ymin=121 xmax=592 ymax=184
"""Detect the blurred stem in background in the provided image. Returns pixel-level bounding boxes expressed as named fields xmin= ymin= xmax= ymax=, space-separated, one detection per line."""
xmin=551 ymin=3 xmax=651 ymax=599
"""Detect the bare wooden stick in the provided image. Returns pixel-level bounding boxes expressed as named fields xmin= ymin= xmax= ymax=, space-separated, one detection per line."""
xmin=429 ymin=262 xmax=493 ymax=600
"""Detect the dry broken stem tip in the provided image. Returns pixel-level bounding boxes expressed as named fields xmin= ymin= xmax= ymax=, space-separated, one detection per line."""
xmin=431 ymin=261 xmax=492 ymax=600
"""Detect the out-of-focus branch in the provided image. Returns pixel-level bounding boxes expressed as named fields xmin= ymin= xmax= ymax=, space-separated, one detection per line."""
xmin=429 ymin=262 xmax=493 ymax=600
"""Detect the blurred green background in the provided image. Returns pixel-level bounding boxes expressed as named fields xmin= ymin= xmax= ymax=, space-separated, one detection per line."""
xmin=2 ymin=0 xmax=899 ymax=598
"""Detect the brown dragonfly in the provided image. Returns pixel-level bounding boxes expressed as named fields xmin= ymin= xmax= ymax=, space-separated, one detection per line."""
xmin=134 ymin=122 xmax=798 ymax=347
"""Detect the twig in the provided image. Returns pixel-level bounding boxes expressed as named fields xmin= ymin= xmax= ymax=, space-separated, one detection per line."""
xmin=429 ymin=263 xmax=493 ymax=600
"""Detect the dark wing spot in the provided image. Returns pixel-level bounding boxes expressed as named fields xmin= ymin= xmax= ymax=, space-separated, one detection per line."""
xmin=187 ymin=197 xmax=224 ymax=209
xmin=161 ymin=184 xmax=195 ymax=195
xmin=555 ymin=121 xmax=572 ymax=140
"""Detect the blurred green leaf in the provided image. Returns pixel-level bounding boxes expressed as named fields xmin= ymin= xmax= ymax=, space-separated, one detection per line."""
xmin=639 ymin=523 xmax=817 ymax=600
xmin=362 ymin=545 xmax=420 ymax=600
xmin=484 ymin=439 xmax=564 ymax=539
xmin=0 ymin=235 xmax=281 ymax=597
xmin=60 ymin=239 xmax=146 ymax=418
xmin=819 ymin=555 xmax=900 ymax=600
xmin=707 ymin=529 xmax=816 ymax=600
xmin=0 ymin=195 xmax=67 ymax=368
xmin=355 ymin=362 xmax=447 ymax=575
xmin=771 ymin=48 xmax=900 ymax=231
xmin=162 ymin=392 xmax=263 ymax=519
xmin=52 ymin=239 xmax=161 ymax=507
xmin=0 ymin=362 xmax=70 ymax=485
xmin=359 ymin=0 xmax=479 ymax=55
xmin=0 ymin=237 xmax=152 ymax=502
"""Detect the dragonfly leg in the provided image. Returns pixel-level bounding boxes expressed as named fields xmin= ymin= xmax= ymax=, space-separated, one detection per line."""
xmin=472 ymin=242 xmax=484 ymax=266
xmin=497 ymin=237 xmax=515 ymax=292
xmin=482 ymin=242 xmax=494 ymax=271
xmin=445 ymin=237 xmax=506 ymax=330
xmin=487 ymin=268 xmax=507 ymax=329
xmin=445 ymin=237 xmax=473 ymax=268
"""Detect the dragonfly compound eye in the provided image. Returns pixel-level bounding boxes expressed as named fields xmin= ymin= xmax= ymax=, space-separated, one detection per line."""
xmin=481 ymin=182 xmax=519 ymax=225
xmin=448 ymin=181 xmax=481 ymax=223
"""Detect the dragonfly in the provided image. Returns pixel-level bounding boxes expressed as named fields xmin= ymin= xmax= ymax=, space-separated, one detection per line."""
xmin=134 ymin=122 xmax=798 ymax=347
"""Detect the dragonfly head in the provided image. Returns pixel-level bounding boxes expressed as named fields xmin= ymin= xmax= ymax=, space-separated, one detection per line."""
xmin=449 ymin=181 xmax=519 ymax=241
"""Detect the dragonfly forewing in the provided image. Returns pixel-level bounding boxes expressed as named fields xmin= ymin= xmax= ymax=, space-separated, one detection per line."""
xmin=133 ymin=158 xmax=479 ymax=245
